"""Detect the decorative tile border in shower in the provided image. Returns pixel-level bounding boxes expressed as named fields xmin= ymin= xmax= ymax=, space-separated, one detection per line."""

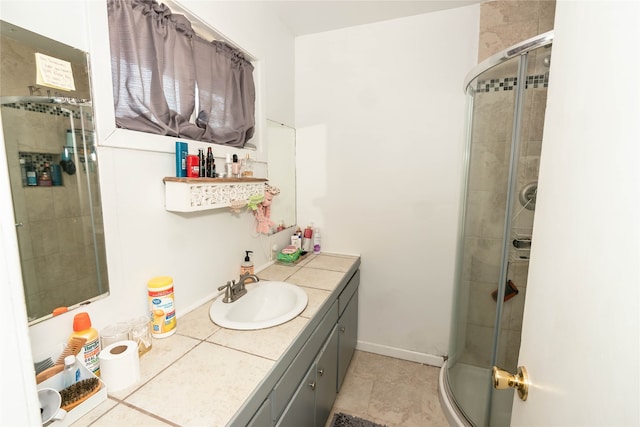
xmin=0 ymin=101 xmax=89 ymax=122
xmin=475 ymin=73 xmax=549 ymax=93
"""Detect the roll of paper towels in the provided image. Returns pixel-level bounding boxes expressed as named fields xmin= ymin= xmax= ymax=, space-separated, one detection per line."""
xmin=99 ymin=340 xmax=141 ymax=392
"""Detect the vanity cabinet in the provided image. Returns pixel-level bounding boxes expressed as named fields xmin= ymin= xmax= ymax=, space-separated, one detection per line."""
xmin=275 ymin=270 xmax=359 ymax=427
xmin=231 ymin=267 xmax=360 ymax=427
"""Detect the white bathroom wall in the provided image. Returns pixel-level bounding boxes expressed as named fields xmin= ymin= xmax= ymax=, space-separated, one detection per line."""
xmin=0 ymin=90 xmax=40 ymax=426
xmin=295 ymin=5 xmax=480 ymax=364
xmin=1 ymin=0 xmax=295 ymax=359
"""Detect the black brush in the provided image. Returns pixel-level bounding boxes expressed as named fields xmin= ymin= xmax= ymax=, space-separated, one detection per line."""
xmin=60 ymin=377 xmax=101 ymax=411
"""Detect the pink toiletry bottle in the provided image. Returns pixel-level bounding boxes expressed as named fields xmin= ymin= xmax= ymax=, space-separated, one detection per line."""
xmin=302 ymin=224 xmax=313 ymax=252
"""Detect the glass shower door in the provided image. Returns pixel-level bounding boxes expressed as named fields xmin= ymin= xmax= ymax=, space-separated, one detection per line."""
xmin=447 ymin=53 xmax=522 ymax=427
xmin=446 ymin=40 xmax=552 ymax=426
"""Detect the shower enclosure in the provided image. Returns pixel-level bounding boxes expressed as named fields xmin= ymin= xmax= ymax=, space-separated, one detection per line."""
xmin=439 ymin=32 xmax=553 ymax=426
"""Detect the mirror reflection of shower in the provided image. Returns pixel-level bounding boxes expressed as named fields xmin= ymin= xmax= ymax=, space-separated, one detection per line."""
xmin=1 ymin=20 xmax=110 ymax=324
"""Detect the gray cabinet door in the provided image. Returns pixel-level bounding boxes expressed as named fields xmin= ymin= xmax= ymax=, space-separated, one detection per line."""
xmin=276 ymin=364 xmax=316 ymax=427
xmin=315 ymin=325 xmax=338 ymax=427
xmin=337 ymin=288 xmax=358 ymax=391
xmin=247 ymin=397 xmax=272 ymax=427
xmin=272 ymin=301 xmax=338 ymax=420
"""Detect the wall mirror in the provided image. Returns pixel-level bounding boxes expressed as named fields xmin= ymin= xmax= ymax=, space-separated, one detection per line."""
xmin=267 ymin=120 xmax=296 ymax=230
xmin=0 ymin=20 xmax=109 ymax=324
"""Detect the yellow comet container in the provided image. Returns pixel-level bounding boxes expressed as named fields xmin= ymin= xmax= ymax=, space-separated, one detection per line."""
xmin=148 ymin=276 xmax=176 ymax=338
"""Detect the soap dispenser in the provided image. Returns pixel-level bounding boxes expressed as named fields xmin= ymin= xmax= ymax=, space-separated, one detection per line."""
xmin=241 ymin=250 xmax=255 ymax=280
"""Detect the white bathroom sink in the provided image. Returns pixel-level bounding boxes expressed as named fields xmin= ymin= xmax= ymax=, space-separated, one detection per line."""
xmin=209 ymin=281 xmax=308 ymax=330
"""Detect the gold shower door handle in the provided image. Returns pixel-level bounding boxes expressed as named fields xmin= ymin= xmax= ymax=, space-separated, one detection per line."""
xmin=492 ymin=366 xmax=529 ymax=401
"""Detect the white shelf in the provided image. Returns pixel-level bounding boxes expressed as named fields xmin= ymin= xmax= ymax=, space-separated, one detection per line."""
xmin=163 ymin=177 xmax=266 ymax=212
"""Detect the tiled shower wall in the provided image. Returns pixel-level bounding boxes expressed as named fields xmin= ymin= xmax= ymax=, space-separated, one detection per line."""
xmin=459 ymin=0 xmax=555 ymax=371
xmin=478 ymin=0 xmax=556 ymax=62
xmin=1 ymin=34 xmax=107 ymax=322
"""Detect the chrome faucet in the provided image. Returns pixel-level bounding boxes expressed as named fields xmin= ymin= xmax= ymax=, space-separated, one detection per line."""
xmin=217 ymin=273 xmax=259 ymax=303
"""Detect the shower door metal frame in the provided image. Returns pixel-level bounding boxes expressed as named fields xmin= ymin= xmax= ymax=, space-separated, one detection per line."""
xmin=485 ymin=48 xmax=528 ymax=427
xmin=463 ymin=31 xmax=553 ymax=92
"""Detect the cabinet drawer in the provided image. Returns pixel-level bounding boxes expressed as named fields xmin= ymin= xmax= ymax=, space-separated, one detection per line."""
xmin=272 ymin=300 xmax=338 ymax=421
xmin=339 ymin=269 xmax=359 ymax=316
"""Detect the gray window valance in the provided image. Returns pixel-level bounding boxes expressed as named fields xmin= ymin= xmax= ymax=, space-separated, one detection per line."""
xmin=107 ymin=0 xmax=255 ymax=148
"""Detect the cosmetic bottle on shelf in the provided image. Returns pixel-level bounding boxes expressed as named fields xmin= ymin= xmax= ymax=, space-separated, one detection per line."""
xmin=26 ymin=162 xmax=37 ymax=186
xmin=198 ymin=149 xmax=205 ymax=177
xmin=225 ymin=154 xmax=232 ymax=178
xmin=232 ymin=154 xmax=240 ymax=178
xmin=38 ymin=162 xmax=52 ymax=186
xmin=241 ymin=154 xmax=254 ymax=177
xmin=206 ymin=147 xmax=215 ymax=177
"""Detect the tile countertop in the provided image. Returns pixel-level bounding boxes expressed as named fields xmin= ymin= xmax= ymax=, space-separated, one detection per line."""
xmin=72 ymin=253 xmax=360 ymax=427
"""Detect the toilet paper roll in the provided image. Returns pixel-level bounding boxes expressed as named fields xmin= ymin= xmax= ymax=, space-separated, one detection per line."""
xmin=99 ymin=340 xmax=140 ymax=392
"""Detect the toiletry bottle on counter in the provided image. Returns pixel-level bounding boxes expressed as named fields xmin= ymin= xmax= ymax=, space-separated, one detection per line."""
xmin=313 ymin=228 xmax=321 ymax=254
xmin=241 ymin=251 xmax=257 ymax=283
xmin=71 ymin=312 xmax=101 ymax=376
xmin=302 ymin=224 xmax=314 ymax=252
xmin=148 ymin=276 xmax=176 ymax=338
xmin=291 ymin=234 xmax=301 ymax=250
xmin=63 ymin=355 xmax=80 ymax=388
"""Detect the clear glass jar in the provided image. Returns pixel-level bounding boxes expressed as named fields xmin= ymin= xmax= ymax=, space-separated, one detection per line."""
xmin=129 ymin=316 xmax=152 ymax=356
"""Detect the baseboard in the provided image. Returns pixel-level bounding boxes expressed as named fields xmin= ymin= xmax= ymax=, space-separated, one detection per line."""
xmin=356 ymin=340 xmax=445 ymax=367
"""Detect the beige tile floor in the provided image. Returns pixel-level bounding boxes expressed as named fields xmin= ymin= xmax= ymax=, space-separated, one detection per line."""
xmin=327 ymin=351 xmax=449 ymax=427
